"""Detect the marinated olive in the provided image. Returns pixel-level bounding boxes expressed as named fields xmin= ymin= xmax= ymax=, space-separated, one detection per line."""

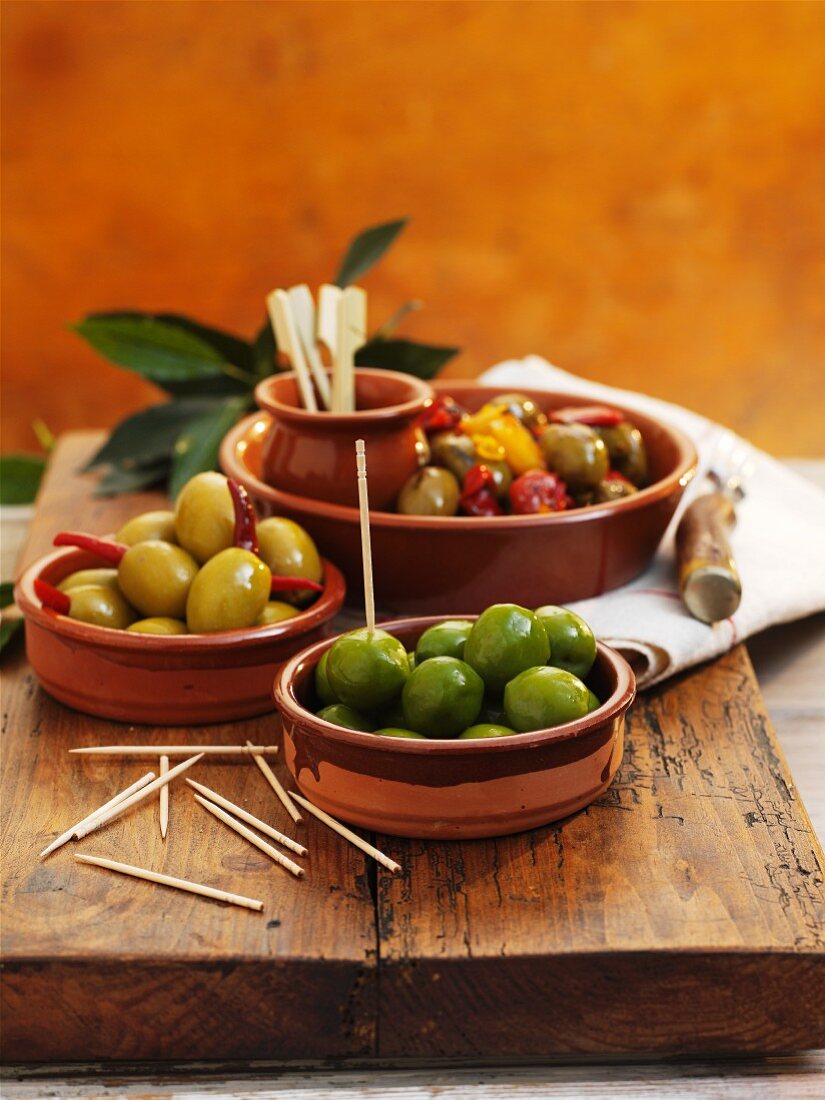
xmin=117 ymin=540 xmax=199 ymax=620
xmin=256 ymin=517 xmax=323 ymax=605
xmin=594 ymin=476 xmax=638 ymax=503
xmin=402 ymin=656 xmax=484 ymax=738
xmin=540 ymin=424 xmax=608 ymax=491
xmin=429 ymin=431 xmax=478 ymax=482
xmin=464 ymin=604 xmax=550 ymax=696
xmin=596 ymin=422 xmax=648 ymax=486
xmin=58 ymin=568 xmax=120 ymax=593
xmin=174 ymin=471 xmax=235 ymax=563
xmin=415 ymin=619 xmax=474 ymax=663
xmin=534 ymin=605 xmax=597 ymax=679
xmin=492 ymin=393 xmax=548 ymax=433
xmin=116 ymin=510 xmax=177 ymax=546
xmin=503 ymin=666 xmax=590 ymax=732
xmin=127 ymin=617 xmax=188 ymax=635
xmin=66 ymin=584 xmax=137 ymax=630
xmin=317 ymin=704 xmax=376 ymax=732
xmin=186 ymin=548 xmax=271 ymax=633
xmin=315 ymin=649 xmax=339 ymax=706
xmin=373 ymin=727 xmax=428 ymax=739
xmin=326 ymin=628 xmax=410 ymax=711
xmin=256 ymin=601 xmax=300 ymax=626
xmin=397 ymin=467 xmax=460 ymax=516
xmin=459 ymin=724 xmax=516 ymax=739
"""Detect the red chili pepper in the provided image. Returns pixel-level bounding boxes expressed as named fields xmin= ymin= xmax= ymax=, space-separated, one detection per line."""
xmin=509 ymin=469 xmax=571 ymax=514
xmin=34 ymin=578 xmax=71 ymax=615
xmin=53 ymin=531 xmax=127 ymax=565
xmin=270 ymin=575 xmax=324 ymax=594
xmin=550 ymin=404 xmax=624 ymax=427
xmin=227 ymin=478 xmax=259 ymax=554
xmin=459 ymin=464 xmax=502 ymax=517
xmin=416 ymin=395 xmax=465 ymax=435
xmin=603 ymin=468 xmax=635 ymax=487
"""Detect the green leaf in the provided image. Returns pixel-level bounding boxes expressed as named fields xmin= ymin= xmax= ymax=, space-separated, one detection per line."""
xmin=1 ymin=582 xmax=23 ymax=655
xmin=1 ymin=581 xmax=15 ymax=609
xmin=83 ymin=311 xmax=254 ymax=371
xmin=252 ymin=316 xmax=277 ymax=377
xmin=94 ymin=459 xmax=170 ymax=498
xmin=169 ymin=397 xmax=250 ymax=499
xmin=356 ymin=337 xmax=459 ymax=379
xmin=84 ymin=398 xmax=226 ymax=471
xmin=0 ymin=454 xmax=46 ymax=504
xmin=334 ymin=218 xmax=409 ymax=287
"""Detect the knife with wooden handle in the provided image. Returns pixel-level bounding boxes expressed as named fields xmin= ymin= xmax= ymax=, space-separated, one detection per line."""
xmin=675 ymin=491 xmax=742 ymax=624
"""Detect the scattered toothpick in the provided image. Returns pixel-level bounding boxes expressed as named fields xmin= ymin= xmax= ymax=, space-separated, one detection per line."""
xmin=74 ymin=754 xmax=204 ymax=838
xmin=194 ymin=795 xmax=304 ymax=878
xmin=76 ymin=854 xmax=263 ymax=912
xmin=355 ymin=439 xmax=376 ymax=633
xmin=39 ymin=771 xmax=156 ymax=859
xmin=69 ymin=745 xmax=279 ymax=757
xmin=159 ymin=755 xmax=169 ymax=840
xmin=186 ymin=779 xmax=307 ymax=856
xmin=246 ymin=740 xmax=301 ymax=824
xmin=289 ymin=791 xmax=400 ymax=874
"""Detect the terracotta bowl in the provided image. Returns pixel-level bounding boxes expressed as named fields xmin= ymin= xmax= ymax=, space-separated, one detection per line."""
xmin=14 ymin=546 xmax=346 ymax=726
xmin=221 ymin=381 xmax=698 ymax=615
xmin=274 ymin=616 xmax=636 ymax=839
xmin=254 ymin=368 xmax=433 ymax=509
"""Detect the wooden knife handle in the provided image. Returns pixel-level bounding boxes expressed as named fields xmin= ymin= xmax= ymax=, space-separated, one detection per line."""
xmin=676 ymin=492 xmax=742 ymax=624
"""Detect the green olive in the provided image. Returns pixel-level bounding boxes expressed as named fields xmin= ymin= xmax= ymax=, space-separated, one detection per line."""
xmin=493 ymin=393 xmax=548 ymax=433
xmin=257 ymin=517 xmax=323 ymax=606
xmin=373 ymin=727 xmax=427 ymax=740
xmin=117 ymin=540 xmax=199 ymax=619
xmin=586 ymin=688 xmax=602 ymax=713
xmin=596 ymin=422 xmax=648 ymax=486
xmin=415 ymin=620 xmax=474 ymax=663
xmin=58 ymin=568 xmax=120 ymax=593
xmin=534 ymin=605 xmax=597 ymax=680
xmin=174 ymin=472 xmax=235 ymax=563
xmin=463 ymin=604 xmax=550 ymax=697
xmin=315 ymin=650 xmax=339 ymax=706
xmin=429 ymin=432 xmax=478 ymax=482
xmin=503 ymin=666 xmax=590 ymax=732
xmin=540 ymin=424 xmax=609 ymax=491
xmin=397 ymin=467 xmax=460 ymax=516
xmin=459 ymin=723 xmax=517 ymax=739
xmin=116 ymin=510 xmax=177 ymax=546
xmin=256 ymin=601 xmax=300 ymax=626
xmin=486 ymin=459 xmax=513 ymax=500
xmin=401 ymin=657 xmax=484 ymax=738
xmin=594 ymin=477 xmax=638 ymax=503
xmin=67 ymin=585 xmax=137 ymax=630
xmin=317 ymin=704 xmax=375 ymax=732
xmin=326 ymin=628 xmax=410 ymax=711
xmin=186 ymin=548 xmax=271 ymax=633
xmin=127 ymin=617 xmax=188 ymax=635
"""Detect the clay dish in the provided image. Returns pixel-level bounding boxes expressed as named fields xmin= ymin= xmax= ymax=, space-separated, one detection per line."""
xmin=14 ymin=546 xmax=346 ymax=725
xmin=274 ymin=616 xmax=636 ymax=839
xmin=221 ymin=381 xmax=697 ymax=615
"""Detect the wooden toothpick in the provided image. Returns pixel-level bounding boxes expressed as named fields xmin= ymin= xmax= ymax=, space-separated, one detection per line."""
xmin=266 ymin=289 xmax=318 ymax=412
xmin=76 ymin=854 xmax=263 ymax=912
xmin=74 ymin=754 xmax=204 ymax=838
xmin=194 ymin=795 xmax=304 ymax=879
xmin=355 ymin=439 xmax=376 ymax=633
xmin=159 ymin=755 xmax=169 ymax=840
xmin=245 ymin=740 xmax=302 ymax=824
xmin=39 ymin=771 xmax=156 ymax=859
xmin=289 ymin=791 xmax=400 ymax=874
xmin=69 ymin=745 xmax=279 ymax=757
xmin=186 ymin=779 xmax=307 ymax=856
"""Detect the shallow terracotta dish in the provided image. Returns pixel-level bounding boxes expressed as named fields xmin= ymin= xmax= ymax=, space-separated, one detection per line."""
xmin=274 ymin=616 xmax=636 ymax=839
xmin=255 ymin=368 xmax=432 ymax=509
xmin=222 ymin=381 xmax=698 ymax=615
xmin=15 ymin=546 xmax=346 ymax=725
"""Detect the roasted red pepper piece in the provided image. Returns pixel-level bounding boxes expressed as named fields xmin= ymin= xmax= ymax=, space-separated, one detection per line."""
xmin=550 ymin=404 xmax=624 ymax=427
xmin=270 ymin=575 xmax=324 ymax=594
xmin=603 ymin=468 xmax=635 ymax=487
xmin=459 ymin=464 xmax=503 ymax=517
xmin=509 ymin=469 xmax=572 ymax=514
xmin=53 ymin=531 xmax=128 ymax=565
xmin=416 ymin=395 xmax=465 ymax=435
xmin=228 ymin=478 xmax=259 ymax=555
xmin=34 ymin=578 xmax=71 ymax=614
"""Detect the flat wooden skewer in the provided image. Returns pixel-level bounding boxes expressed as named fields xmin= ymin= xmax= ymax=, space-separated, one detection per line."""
xmin=289 ymin=791 xmax=400 ymax=874
xmin=245 ymin=739 xmax=301 ymax=825
xmin=159 ymin=755 xmax=169 ymax=840
xmin=69 ymin=745 xmax=279 ymax=757
xmin=76 ymin=854 xmax=263 ymax=912
xmin=194 ymin=795 xmax=304 ymax=878
xmin=355 ymin=439 xmax=376 ymax=633
xmin=288 ymin=283 xmax=332 ymax=410
xmin=186 ymin=779 xmax=307 ymax=856
xmin=74 ymin=753 xmax=204 ymax=838
xmin=39 ymin=771 xmax=156 ymax=859
xmin=267 ymin=288 xmax=318 ymax=412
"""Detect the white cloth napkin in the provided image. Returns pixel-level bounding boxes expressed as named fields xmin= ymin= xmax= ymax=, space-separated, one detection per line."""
xmin=480 ymin=356 xmax=825 ymax=688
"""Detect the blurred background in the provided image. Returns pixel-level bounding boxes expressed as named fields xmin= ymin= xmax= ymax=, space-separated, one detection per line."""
xmin=3 ymin=0 xmax=824 ymax=456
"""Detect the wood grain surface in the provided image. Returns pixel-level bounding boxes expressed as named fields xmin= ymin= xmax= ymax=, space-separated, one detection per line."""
xmin=3 ymin=2 xmax=825 ymax=455
xmin=1 ymin=435 xmax=824 ymax=1063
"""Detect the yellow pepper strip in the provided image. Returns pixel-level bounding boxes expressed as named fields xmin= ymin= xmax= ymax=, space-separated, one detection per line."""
xmin=470 ymin=432 xmax=507 ymax=463
xmin=462 ymin=408 xmax=544 ymax=476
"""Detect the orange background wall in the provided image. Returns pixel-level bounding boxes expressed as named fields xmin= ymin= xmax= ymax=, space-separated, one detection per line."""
xmin=3 ymin=0 xmax=824 ymax=456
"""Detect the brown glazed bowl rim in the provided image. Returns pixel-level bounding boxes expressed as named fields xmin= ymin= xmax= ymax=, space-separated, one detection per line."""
xmin=222 ymin=386 xmax=698 ymax=530
xmin=15 ymin=546 xmax=346 ymax=654
xmin=274 ymin=615 xmax=636 ymax=755
xmin=254 ymin=368 xmax=434 ymax=426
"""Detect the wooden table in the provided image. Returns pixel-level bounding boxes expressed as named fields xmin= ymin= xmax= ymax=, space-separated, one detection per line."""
xmin=1 ymin=444 xmax=825 ymax=1091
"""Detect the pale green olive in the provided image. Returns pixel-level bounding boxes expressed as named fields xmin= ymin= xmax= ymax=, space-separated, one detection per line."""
xmin=256 ymin=601 xmax=301 ymax=626
xmin=58 ymin=568 xmax=120 ymax=593
xmin=397 ymin=467 xmax=460 ymax=516
xmin=116 ymin=510 xmax=177 ymax=546
xmin=67 ymin=585 xmax=137 ymax=630
xmin=117 ymin=541 xmax=199 ymax=619
xmin=174 ymin=472 xmax=235 ymax=563
xmin=257 ymin=517 xmax=323 ymax=606
xmin=127 ymin=617 xmax=188 ymax=635
xmin=186 ymin=548 xmax=271 ymax=633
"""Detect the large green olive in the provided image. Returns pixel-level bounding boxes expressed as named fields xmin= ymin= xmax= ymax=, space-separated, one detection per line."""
xmin=397 ymin=467 xmax=460 ymax=516
xmin=373 ymin=727 xmax=427 ymax=740
xmin=596 ymin=422 xmax=648 ymax=486
xmin=116 ymin=510 xmax=177 ymax=546
xmin=540 ymin=424 xmax=608 ymax=491
xmin=67 ymin=585 xmax=137 ymax=630
xmin=256 ymin=601 xmax=300 ymax=626
xmin=117 ymin=541 xmax=199 ymax=619
xmin=186 ymin=548 xmax=271 ymax=633
xmin=401 ymin=656 xmax=484 ymax=738
xmin=463 ymin=604 xmax=550 ymax=697
xmin=257 ymin=517 xmax=322 ymax=606
xmin=58 ymin=568 xmax=120 ymax=593
xmin=534 ymin=604 xmax=597 ymax=679
xmin=315 ymin=650 xmax=339 ymax=706
xmin=429 ymin=432 xmax=478 ymax=482
xmin=415 ymin=619 xmax=474 ymax=663
xmin=174 ymin=472 xmax=235 ymax=563
xmin=127 ymin=617 xmax=188 ymax=635
xmin=326 ymin=628 xmax=410 ymax=711
xmin=504 ymin=666 xmax=590 ymax=732
xmin=459 ymin=723 xmax=517 ymax=739
xmin=317 ymin=704 xmax=376 ymax=732
xmin=493 ymin=393 xmax=549 ymax=433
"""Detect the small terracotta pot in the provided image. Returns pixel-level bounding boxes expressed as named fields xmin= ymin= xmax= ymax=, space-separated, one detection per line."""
xmin=254 ymin=368 xmax=433 ymax=509
xmin=15 ymin=546 xmax=346 ymax=726
xmin=274 ymin=617 xmax=636 ymax=839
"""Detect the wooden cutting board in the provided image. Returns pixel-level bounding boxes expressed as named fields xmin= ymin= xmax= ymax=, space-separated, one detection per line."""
xmin=2 ymin=434 xmax=824 ymax=1062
